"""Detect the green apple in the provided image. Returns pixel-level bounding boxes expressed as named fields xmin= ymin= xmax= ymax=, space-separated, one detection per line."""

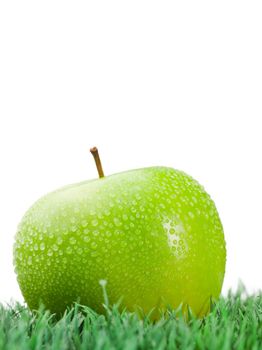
xmin=13 ymin=148 xmax=226 ymax=317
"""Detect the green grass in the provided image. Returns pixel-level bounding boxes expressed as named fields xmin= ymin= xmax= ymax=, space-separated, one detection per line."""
xmin=0 ymin=289 xmax=261 ymax=350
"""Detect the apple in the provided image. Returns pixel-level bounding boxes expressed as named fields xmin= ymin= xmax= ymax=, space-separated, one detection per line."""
xmin=13 ymin=148 xmax=226 ymax=317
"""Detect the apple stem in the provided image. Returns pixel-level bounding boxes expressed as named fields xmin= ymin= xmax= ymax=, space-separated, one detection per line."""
xmin=90 ymin=147 xmax=105 ymax=178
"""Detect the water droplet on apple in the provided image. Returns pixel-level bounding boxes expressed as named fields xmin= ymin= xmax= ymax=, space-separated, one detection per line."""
xmin=81 ymin=220 xmax=88 ymax=227
xmin=91 ymin=219 xmax=98 ymax=227
xmin=74 ymin=207 xmax=80 ymax=214
xmin=113 ymin=218 xmax=122 ymax=227
xmin=91 ymin=242 xmax=97 ymax=249
xmin=66 ymin=246 xmax=72 ymax=254
xmin=69 ymin=237 xmax=76 ymax=245
xmin=99 ymin=279 xmax=107 ymax=287
xmin=47 ymin=250 xmax=53 ymax=256
xmin=40 ymin=243 xmax=45 ymax=251
xmin=77 ymin=247 xmax=83 ymax=254
xmin=57 ymin=237 xmax=63 ymax=245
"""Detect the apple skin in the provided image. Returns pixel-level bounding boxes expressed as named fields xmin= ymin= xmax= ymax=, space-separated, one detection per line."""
xmin=13 ymin=166 xmax=226 ymax=317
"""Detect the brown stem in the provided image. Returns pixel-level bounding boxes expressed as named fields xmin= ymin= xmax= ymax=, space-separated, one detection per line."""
xmin=90 ymin=147 xmax=105 ymax=178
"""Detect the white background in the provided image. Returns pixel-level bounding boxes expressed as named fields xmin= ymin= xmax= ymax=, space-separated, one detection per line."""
xmin=0 ymin=1 xmax=261 ymax=304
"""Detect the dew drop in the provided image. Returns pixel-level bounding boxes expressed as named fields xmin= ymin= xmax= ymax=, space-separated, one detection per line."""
xmin=90 ymin=209 xmax=96 ymax=216
xmin=57 ymin=237 xmax=63 ymax=245
xmin=66 ymin=246 xmax=72 ymax=254
xmin=81 ymin=220 xmax=88 ymax=227
xmin=113 ymin=218 xmax=122 ymax=227
xmin=47 ymin=250 xmax=53 ymax=256
xmin=92 ymin=219 xmax=98 ymax=227
xmin=69 ymin=237 xmax=76 ymax=245
xmin=99 ymin=279 xmax=107 ymax=287
xmin=40 ymin=243 xmax=45 ymax=251
xmin=53 ymin=244 xmax=58 ymax=251
xmin=91 ymin=242 xmax=97 ymax=249
xmin=188 ymin=212 xmax=195 ymax=219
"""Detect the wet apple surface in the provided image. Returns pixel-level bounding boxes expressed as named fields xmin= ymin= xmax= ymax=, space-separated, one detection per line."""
xmin=14 ymin=166 xmax=226 ymax=317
